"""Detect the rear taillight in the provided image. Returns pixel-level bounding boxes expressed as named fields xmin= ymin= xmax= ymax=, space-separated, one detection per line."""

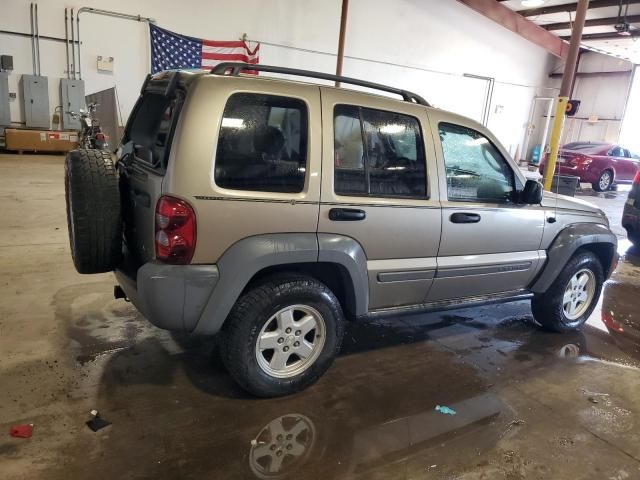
xmin=155 ymin=196 xmax=196 ymax=264
xmin=95 ymin=133 xmax=106 ymax=140
xmin=633 ymin=170 xmax=640 ymax=185
xmin=569 ymin=155 xmax=592 ymax=165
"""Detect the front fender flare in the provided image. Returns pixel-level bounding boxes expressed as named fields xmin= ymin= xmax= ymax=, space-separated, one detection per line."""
xmin=531 ymin=223 xmax=617 ymax=294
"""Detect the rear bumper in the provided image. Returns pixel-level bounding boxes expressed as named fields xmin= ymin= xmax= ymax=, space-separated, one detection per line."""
xmin=115 ymin=262 xmax=219 ymax=332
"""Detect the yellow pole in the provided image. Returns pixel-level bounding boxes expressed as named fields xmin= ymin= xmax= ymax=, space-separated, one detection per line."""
xmin=542 ymin=0 xmax=589 ymax=191
xmin=543 ymin=97 xmax=568 ymax=191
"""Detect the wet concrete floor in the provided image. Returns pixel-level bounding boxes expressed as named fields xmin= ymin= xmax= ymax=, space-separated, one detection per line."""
xmin=1 ymin=154 xmax=640 ymax=479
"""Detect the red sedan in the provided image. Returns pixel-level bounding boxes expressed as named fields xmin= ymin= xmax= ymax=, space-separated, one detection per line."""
xmin=538 ymin=142 xmax=640 ymax=191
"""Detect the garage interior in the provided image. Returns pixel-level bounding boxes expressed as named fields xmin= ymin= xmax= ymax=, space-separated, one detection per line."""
xmin=2 ymin=0 xmax=640 ymax=479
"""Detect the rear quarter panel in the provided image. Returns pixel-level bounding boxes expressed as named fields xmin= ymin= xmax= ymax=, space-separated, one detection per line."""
xmin=164 ymin=75 xmax=323 ymax=263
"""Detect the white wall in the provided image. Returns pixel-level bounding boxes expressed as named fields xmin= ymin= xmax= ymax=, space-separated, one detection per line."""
xmin=1 ymin=0 xmax=554 ymax=151
xmin=545 ymin=52 xmax=632 ymax=146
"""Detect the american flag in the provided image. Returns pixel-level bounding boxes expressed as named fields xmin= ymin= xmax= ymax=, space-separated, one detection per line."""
xmin=149 ymin=24 xmax=259 ymax=74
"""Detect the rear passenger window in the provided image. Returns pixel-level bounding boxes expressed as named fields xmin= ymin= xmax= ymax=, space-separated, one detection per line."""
xmin=215 ymin=93 xmax=308 ymax=193
xmin=334 ymin=105 xmax=427 ymax=199
xmin=610 ymin=146 xmax=624 ymax=157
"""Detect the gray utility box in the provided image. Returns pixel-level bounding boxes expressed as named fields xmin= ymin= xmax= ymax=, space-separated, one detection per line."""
xmin=551 ymin=175 xmax=580 ymax=197
xmin=21 ymin=75 xmax=50 ymax=129
xmin=61 ymin=79 xmax=85 ymax=130
xmin=0 ymin=72 xmax=10 ymax=126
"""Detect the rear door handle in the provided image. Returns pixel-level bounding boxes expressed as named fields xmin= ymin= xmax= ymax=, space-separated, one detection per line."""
xmin=329 ymin=208 xmax=366 ymax=221
xmin=450 ymin=212 xmax=481 ymax=224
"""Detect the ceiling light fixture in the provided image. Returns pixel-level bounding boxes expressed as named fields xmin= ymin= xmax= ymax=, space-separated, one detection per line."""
xmin=521 ymin=0 xmax=545 ymax=7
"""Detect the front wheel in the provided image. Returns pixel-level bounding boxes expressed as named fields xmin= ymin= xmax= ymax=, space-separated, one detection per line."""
xmin=593 ymin=170 xmax=613 ymax=191
xmin=219 ymin=275 xmax=345 ymax=397
xmin=532 ymin=250 xmax=604 ymax=332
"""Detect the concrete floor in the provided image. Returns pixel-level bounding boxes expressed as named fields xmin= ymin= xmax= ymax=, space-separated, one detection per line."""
xmin=2 ymin=153 xmax=640 ymax=480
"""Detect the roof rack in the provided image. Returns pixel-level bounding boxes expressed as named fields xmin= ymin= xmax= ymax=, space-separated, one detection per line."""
xmin=211 ymin=62 xmax=430 ymax=107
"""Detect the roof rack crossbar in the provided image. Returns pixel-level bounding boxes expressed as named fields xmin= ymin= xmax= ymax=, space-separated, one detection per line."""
xmin=211 ymin=63 xmax=430 ymax=107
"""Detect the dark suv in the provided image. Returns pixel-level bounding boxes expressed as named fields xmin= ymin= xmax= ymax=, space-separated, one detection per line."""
xmin=623 ymin=170 xmax=640 ymax=247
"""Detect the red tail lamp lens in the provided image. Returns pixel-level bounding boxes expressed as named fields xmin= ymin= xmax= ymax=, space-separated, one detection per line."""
xmin=155 ymin=196 xmax=196 ymax=264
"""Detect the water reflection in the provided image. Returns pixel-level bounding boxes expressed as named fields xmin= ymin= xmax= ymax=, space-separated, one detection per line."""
xmin=249 ymin=414 xmax=316 ymax=478
xmin=598 ymin=242 xmax=640 ymax=359
xmin=246 ymin=393 xmax=505 ymax=479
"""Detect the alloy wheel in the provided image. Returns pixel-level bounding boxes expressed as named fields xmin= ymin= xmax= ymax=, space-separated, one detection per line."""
xmin=562 ymin=268 xmax=596 ymax=321
xmin=599 ymin=171 xmax=612 ymax=191
xmin=255 ymin=305 xmax=326 ymax=378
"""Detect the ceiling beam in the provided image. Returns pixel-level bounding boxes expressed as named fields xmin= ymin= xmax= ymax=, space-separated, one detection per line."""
xmin=518 ymin=0 xmax=640 ymax=17
xmin=560 ymin=30 xmax=640 ymax=39
xmin=549 ymin=70 xmax=632 ymax=77
xmin=543 ymin=14 xmax=640 ymax=30
xmin=456 ymin=0 xmax=568 ymax=58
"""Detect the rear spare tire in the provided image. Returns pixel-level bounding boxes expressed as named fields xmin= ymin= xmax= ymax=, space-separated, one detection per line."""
xmin=65 ymin=149 xmax=121 ymax=274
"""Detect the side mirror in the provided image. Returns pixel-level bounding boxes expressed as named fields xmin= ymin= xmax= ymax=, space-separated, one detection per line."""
xmin=521 ymin=179 xmax=543 ymax=204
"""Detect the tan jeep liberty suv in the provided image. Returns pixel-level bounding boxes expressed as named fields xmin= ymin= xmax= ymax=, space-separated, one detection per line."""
xmin=64 ymin=63 xmax=618 ymax=397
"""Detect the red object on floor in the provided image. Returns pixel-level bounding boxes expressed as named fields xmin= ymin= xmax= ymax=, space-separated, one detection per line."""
xmin=9 ymin=424 xmax=33 ymax=438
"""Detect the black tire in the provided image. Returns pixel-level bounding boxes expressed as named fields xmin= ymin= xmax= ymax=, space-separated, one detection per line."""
xmin=531 ymin=250 xmax=604 ymax=332
xmin=219 ymin=275 xmax=345 ymax=397
xmin=592 ymin=170 xmax=613 ymax=191
xmin=628 ymin=229 xmax=640 ymax=249
xmin=64 ymin=149 xmax=121 ymax=274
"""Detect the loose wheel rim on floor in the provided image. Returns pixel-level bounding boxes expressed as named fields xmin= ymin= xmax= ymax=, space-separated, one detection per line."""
xmin=599 ymin=171 xmax=612 ymax=190
xmin=563 ymin=268 xmax=596 ymax=321
xmin=255 ymin=304 xmax=326 ymax=379
xmin=249 ymin=414 xmax=316 ymax=478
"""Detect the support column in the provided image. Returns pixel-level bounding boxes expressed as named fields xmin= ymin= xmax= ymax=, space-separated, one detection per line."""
xmin=543 ymin=0 xmax=589 ymax=191
xmin=335 ymin=0 xmax=349 ymax=87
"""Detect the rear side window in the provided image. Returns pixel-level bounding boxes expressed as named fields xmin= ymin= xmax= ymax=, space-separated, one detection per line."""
xmin=334 ymin=105 xmax=427 ymax=199
xmin=609 ymin=146 xmax=625 ymax=157
xmin=125 ymin=93 xmax=183 ymax=173
xmin=215 ymin=93 xmax=308 ymax=193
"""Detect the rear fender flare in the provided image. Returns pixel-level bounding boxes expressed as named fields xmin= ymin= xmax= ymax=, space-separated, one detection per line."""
xmin=192 ymin=233 xmax=369 ymax=334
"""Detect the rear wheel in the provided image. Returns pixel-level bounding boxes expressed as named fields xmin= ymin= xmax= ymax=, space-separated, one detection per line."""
xmin=219 ymin=275 xmax=345 ymax=397
xmin=532 ymin=251 xmax=604 ymax=332
xmin=593 ymin=170 xmax=613 ymax=191
xmin=65 ymin=149 xmax=121 ymax=274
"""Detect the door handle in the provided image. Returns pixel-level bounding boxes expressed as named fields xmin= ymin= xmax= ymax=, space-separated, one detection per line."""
xmin=450 ymin=212 xmax=481 ymax=224
xmin=329 ymin=208 xmax=366 ymax=221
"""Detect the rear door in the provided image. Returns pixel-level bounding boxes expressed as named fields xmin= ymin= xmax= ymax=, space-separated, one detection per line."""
xmin=118 ymin=74 xmax=185 ymax=266
xmin=427 ymin=112 xmax=546 ymax=301
xmin=318 ymin=88 xmax=441 ymax=311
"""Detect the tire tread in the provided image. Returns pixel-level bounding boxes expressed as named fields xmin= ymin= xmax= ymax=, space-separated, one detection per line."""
xmin=65 ymin=149 xmax=121 ymax=274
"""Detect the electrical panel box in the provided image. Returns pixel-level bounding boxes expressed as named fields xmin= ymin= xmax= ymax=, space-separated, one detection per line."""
xmin=61 ymin=79 xmax=85 ymax=130
xmin=21 ymin=75 xmax=50 ymax=129
xmin=0 ymin=72 xmax=10 ymax=126
xmin=1 ymin=55 xmax=14 ymax=71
